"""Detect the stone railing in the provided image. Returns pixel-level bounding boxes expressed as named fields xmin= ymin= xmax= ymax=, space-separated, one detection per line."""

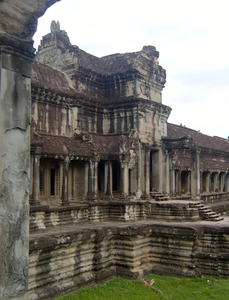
xmin=201 ymin=192 xmax=229 ymax=202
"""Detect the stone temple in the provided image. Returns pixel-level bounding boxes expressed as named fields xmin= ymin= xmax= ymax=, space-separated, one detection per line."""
xmin=1 ymin=9 xmax=229 ymax=299
xmin=30 ymin=22 xmax=229 ymax=206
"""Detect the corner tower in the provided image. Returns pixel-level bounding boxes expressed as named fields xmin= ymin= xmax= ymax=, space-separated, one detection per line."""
xmin=35 ymin=21 xmax=166 ymax=104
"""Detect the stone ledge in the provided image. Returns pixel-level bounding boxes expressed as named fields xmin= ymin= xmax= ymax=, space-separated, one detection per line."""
xmin=28 ymin=220 xmax=229 ymax=299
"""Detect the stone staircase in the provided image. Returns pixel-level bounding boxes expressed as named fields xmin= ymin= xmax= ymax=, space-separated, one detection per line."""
xmin=193 ymin=203 xmax=224 ymax=222
xmin=150 ymin=192 xmax=169 ymax=201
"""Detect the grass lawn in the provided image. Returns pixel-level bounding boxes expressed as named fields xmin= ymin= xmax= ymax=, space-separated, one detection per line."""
xmin=55 ymin=274 xmax=229 ymax=300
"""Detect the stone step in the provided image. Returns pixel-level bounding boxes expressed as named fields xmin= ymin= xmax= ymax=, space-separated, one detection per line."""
xmin=150 ymin=192 xmax=169 ymax=201
xmin=204 ymin=211 xmax=216 ymax=216
xmin=193 ymin=202 xmax=224 ymax=222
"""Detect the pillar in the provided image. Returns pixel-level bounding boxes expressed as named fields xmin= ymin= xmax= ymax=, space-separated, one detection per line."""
xmin=175 ymin=170 xmax=181 ymax=195
xmin=0 ymin=36 xmax=33 ymax=297
xmin=191 ymin=149 xmax=200 ymax=199
xmin=170 ymin=168 xmax=175 ymax=197
xmin=215 ymin=172 xmax=219 ymax=192
xmin=206 ymin=172 xmax=210 ymax=193
xmin=226 ymin=173 xmax=229 ymax=192
xmin=158 ymin=148 xmax=163 ymax=192
xmin=165 ymin=150 xmax=170 ymax=195
xmin=88 ymin=159 xmax=99 ymax=200
xmin=220 ymin=172 xmax=226 ymax=192
xmin=119 ymin=155 xmax=129 ymax=199
xmin=188 ymin=171 xmax=191 ymax=194
xmin=93 ymin=160 xmax=99 ymax=198
xmin=85 ymin=162 xmax=89 ymax=198
xmin=141 ymin=146 xmax=150 ymax=199
xmin=137 ymin=144 xmax=142 ymax=197
xmin=0 ymin=1 xmax=60 ymax=297
xmin=61 ymin=158 xmax=69 ymax=206
xmin=104 ymin=161 xmax=113 ymax=199
xmin=31 ymin=146 xmax=41 ymax=205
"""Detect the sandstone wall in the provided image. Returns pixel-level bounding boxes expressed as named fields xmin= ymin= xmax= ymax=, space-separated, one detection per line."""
xmin=29 ymin=221 xmax=229 ymax=299
xmin=0 ymin=1 xmax=59 ymax=297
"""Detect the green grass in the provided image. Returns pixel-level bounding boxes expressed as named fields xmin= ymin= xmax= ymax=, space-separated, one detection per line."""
xmin=55 ymin=275 xmax=229 ymax=300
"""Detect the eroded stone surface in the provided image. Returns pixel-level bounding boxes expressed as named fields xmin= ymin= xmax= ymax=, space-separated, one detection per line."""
xmin=28 ymin=219 xmax=229 ymax=299
xmin=0 ymin=1 xmax=60 ymax=298
xmin=35 ymin=24 xmax=166 ymax=103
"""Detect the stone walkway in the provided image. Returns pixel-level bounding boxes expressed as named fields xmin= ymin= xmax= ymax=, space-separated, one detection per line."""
xmin=30 ymin=216 xmax=229 ymax=240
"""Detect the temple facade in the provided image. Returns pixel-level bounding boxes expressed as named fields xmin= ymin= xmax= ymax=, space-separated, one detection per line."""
xmin=2 ymin=11 xmax=229 ymax=298
xmin=30 ymin=22 xmax=229 ymax=207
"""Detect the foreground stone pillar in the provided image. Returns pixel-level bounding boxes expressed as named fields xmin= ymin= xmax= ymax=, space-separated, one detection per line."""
xmin=0 ymin=40 xmax=33 ymax=297
xmin=0 ymin=1 xmax=60 ymax=297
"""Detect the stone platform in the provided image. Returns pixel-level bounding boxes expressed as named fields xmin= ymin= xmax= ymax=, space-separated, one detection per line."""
xmin=30 ymin=199 xmax=203 ymax=232
xmin=28 ymin=200 xmax=229 ymax=299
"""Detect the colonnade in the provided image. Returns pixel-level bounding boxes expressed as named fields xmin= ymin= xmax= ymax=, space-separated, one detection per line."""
xmin=30 ymin=146 xmax=229 ymax=205
xmin=30 ymin=145 xmax=158 ymax=204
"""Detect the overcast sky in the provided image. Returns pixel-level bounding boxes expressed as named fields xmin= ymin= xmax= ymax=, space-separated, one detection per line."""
xmin=33 ymin=0 xmax=229 ymax=139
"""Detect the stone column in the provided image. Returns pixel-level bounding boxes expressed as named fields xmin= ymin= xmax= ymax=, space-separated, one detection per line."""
xmin=188 ymin=171 xmax=191 ymax=194
xmin=88 ymin=161 xmax=93 ymax=199
xmin=93 ymin=160 xmax=99 ymax=199
xmin=145 ymin=148 xmax=151 ymax=197
xmin=88 ymin=159 xmax=99 ymax=200
xmin=136 ymin=143 xmax=142 ymax=198
xmin=0 ymin=37 xmax=33 ymax=297
xmin=226 ymin=174 xmax=229 ymax=192
xmin=31 ymin=146 xmax=41 ymax=206
xmin=61 ymin=157 xmax=69 ymax=206
xmin=191 ymin=149 xmax=200 ymax=199
xmin=220 ymin=172 xmax=226 ymax=192
xmin=170 ymin=155 xmax=176 ymax=197
xmin=175 ymin=170 xmax=181 ymax=195
xmin=85 ymin=162 xmax=89 ymax=198
xmin=141 ymin=146 xmax=150 ymax=199
xmin=119 ymin=155 xmax=129 ymax=199
xmin=104 ymin=161 xmax=109 ymax=194
xmin=151 ymin=150 xmax=161 ymax=192
xmin=215 ymin=172 xmax=219 ymax=192
xmin=59 ymin=163 xmax=63 ymax=198
xmin=0 ymin=1 xmax=60 ymax=297
xmin=165 ymin=150 xmax=170 ymax=195
xmin=206 ymin=172 xmax=210 ymax=193
xmin=170 ymin=168 xmax=175 ymax=197
xmin=158 ymin=148 xmax=163 ymax=192
xmin=104 ymin=161 xmax=113 ymax=199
